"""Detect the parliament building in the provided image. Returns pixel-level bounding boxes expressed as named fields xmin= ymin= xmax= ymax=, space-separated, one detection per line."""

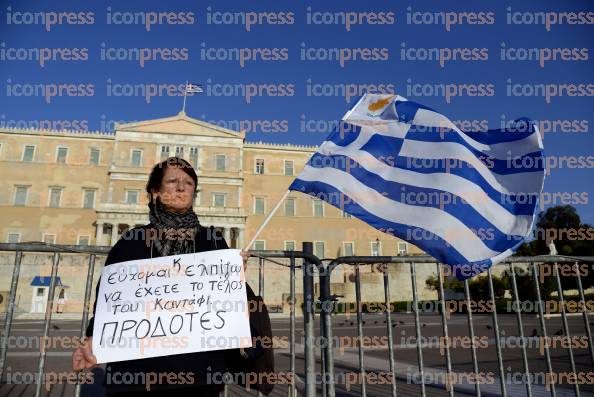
xmin=0 ymin=112 xmax=430 ymax=314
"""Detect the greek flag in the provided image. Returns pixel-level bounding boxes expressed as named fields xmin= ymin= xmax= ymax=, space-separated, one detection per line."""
xmin=289 ymin=94 xmax=545 ymax=280
xmin=185 ymin=83 xmax=203 ymax=94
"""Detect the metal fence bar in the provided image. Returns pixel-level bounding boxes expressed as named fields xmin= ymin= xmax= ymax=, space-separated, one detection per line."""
xmin=464 ymin=279 xmax=481 ymax=397
xmin=259 ymin=256 xmax=265 ymax=297
xmin=382 ymin=264 xmax=397 ymax=397
xmin=410 ymin=262 xmax=426 ymax=397
xmin=532 ymin=263 xmax=556 ymax=397
xmin=436 ymin=264 xmax=454 ymax=397
xmin=487 ymin=268 xmax=507 ymax=397
xmin=257 ymin=256 xmax=265 ymax=397
xmin=290 ymin=256 xmax=297 ymax=397
xmin=319 ymin=261 xmax=335 ymax=397
xmin=79 ymin=254 xmax=96 ymax=339
xmin=244 ymin=248 xmax=322 ymax=397
xmin=554 ymin=263 xmax=580 ymax=397
xmin=509 ymin=262 xmax=532 ymax=397
xmin=354 ymin=264 xmax=367 ymax=397
xmin=34 ymin=251 xmax=60 ymax=397
xmin=0 ymin=243 xmax=112 ymax=254
xmin=573 ymin=261 xmax=594 ymax=367
xmin=74 ymin=253 xmax=97 ymax=397
xmin=0 ymin=250 xmax=22 ymax=383
xmin=302 ymin=243 xmax=317 ymax=397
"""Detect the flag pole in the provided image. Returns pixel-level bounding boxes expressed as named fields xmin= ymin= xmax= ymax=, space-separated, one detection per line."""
xmin=181 ymin=80 xmax=188 ymax=113
xmin=244 ymin=189 xmax=290 ymax=251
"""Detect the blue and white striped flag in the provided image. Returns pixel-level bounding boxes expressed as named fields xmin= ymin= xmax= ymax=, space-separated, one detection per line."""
xmin=289 ymin=93 xmax=545 ymax=280
xmin=185 ymin=83 xmax=203 ymax=94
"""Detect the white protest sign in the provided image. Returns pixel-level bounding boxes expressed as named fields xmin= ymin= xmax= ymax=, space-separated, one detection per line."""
xmin=92 ymin=248 xmax=252 ymax=363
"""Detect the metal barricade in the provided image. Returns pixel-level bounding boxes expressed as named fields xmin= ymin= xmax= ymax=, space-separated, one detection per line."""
xmin=318 ymin=255 xmax=594 ymax=397
xmin=0 ymin=243 xmax=110 ymax=397
xmin=1 ymin=242 xmax=593 ymax=397
xmin=0 ymin=242 xmax=321 ymax=397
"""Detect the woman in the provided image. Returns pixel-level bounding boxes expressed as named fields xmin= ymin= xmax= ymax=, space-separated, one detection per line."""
xmin=72 ymin=157 xmax=249 ymax=396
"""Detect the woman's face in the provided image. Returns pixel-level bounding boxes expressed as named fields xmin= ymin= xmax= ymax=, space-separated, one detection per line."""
xmin=152 ymin=165 xmax=196 ymax=214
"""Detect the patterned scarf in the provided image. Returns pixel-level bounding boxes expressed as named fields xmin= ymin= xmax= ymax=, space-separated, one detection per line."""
xmin=148 ymin=199 xmax=201 ymax=257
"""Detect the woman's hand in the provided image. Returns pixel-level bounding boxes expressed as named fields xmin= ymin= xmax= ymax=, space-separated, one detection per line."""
xmin=240 ymin=250 xmax=250 ymax=271
xmin=72 ymin=336 xmax=97 ymax=371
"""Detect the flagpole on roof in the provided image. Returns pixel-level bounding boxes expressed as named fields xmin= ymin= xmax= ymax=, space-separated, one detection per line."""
xmin=181 ymin=80 xmax=188 ymax=114
xmin=244 ymin=190 xmax=290 ymax=251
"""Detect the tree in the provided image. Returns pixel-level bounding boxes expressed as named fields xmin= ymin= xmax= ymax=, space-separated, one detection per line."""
xmin=426 ymin=205 xmax=593 ymax=303
xmin=515 ymin=205 xmax=594 ymax=290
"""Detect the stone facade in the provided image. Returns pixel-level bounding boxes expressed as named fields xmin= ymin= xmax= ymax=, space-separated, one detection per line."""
xmin=0 ymin=111 xmax=436 ymax=315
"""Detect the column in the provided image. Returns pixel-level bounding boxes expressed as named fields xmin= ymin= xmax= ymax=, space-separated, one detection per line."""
xmin=110 ymin=223 xmax=119 ymax=245
xmin=237 ymin=228 xmax=244 ymax=250
xmin=223 ymin=228 xmax=231 ymax=245
xmin=95 ymin=221 xmax=104 ymax=246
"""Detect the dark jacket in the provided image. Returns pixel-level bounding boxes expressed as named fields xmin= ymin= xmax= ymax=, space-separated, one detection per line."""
xmin=85 ymin=223 xmax=241 ymax=393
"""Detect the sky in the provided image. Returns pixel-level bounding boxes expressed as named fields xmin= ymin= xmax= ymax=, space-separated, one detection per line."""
xmin=1 ymin=0 xmax=593 ymax=223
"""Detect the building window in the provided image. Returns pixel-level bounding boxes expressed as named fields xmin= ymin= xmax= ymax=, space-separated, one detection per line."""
xmin=48 ymin=187 xmax=62 ymax=208
xmin=7 ymin=233 xmax=21 ymax=243
xmin=313 ymin=199 xmax=324 ymax=217
xmin=314 ymin=241 xmax=325 ymax=258
xmin=131 ymin=149 xmax=143 ymax=166
xmin=14 ymin=186 xmax=28 ymax=206
xmin=284 ymin=160 xmax=294 ymax=176
xmin=254 ymin=240 xmax=266 ymax=250
xmin=397 ymin=242 xmax=408 ymax=255
xmin=89 ymin=148 xmax=100 ymax=165
xmin=189 ymin=147 xmax=198 ymax=168
xmin=160 ymin=145 xmax=170 ymax=161
xmin=22 ymin=145 xmax=35 ymax=162
xmin=342 ymin=241 xmax=354 ymax=256
xmin=176 ymin=146 xmax=184 ymax=157
xmin=56 ymin=147 xmax=68 ymax=164
xmin=255 ymin=159 xmax=264 ymax=174
xmin=83 ymin=189 xmax=96 ymax=209
xmin=213 ymin=193 xmax=226 ymax=207
xmin=215 ymin=154 xmax=226 ymax=171
xmin=284 ymin=198 xmax=295 ymax=216
xmin=43 ymin=234 xmax=56 ymax=244
xmin=126 ymin=190 xmax=139 ymax=204
xmin=284 ymin=240 xmax=296 ymax=251
xmin=77 ymin=235 xmax=90 ymax=246
xmin=254 ymin=197 xmax=265 ymax=215
xmin=371 ymin=240 xmax=382 ymax=256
